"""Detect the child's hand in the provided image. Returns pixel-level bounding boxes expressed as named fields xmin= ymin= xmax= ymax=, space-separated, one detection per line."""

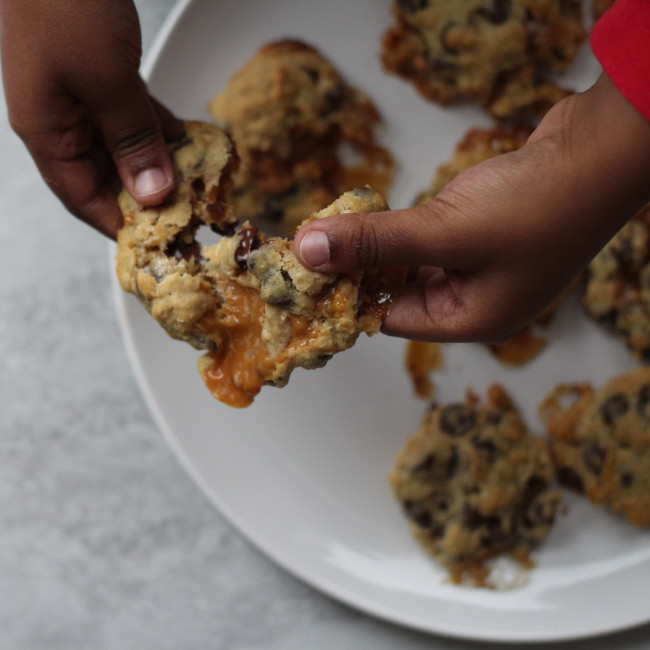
xmin=1 ymin=0 xmax=183 ymax=238
xmin=294 ymin=74 xmax=650 ymax=343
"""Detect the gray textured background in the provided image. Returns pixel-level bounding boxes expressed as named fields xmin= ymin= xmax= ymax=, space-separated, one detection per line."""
xmin=2 ymin=1 xmax=650 ymax=648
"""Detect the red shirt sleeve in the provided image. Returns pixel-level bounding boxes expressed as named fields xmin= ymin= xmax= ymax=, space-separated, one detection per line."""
xmin=591 ymin=0 xmax=650 ymax=121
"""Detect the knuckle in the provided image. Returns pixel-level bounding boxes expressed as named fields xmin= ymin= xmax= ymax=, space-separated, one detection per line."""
xmin=110 ymin=125 xmax=164 ymax=164
xmin=350 ymin=219 xmax=381 ymax=269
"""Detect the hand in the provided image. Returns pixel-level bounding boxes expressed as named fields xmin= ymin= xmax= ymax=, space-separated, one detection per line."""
xmin=294 ymin=73 xmax=650 ymax=343
xmin=1 ymin=0 xmax=184 ymax=238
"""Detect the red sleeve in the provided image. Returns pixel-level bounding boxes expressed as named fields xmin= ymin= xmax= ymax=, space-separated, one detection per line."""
xmin=591 ymin=0 xmax=650 ymax=121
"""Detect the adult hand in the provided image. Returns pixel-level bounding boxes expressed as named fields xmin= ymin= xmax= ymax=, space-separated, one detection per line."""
xmin=1 ymin=0 xmax=183 ymax=238
xmin=295 ymin=73 xmax=650 ymax=343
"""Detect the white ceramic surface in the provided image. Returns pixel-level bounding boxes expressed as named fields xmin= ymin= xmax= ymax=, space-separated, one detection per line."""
xmin=112 ymin=0 xmax=650 ymax=642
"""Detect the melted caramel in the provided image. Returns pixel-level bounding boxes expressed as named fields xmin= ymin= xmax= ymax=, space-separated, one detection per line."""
xmin=405 ymin=340 xmax=443 ymax=399
xmin=198 ymin=279 xmax=353 ymax=408
xmin=199 ymin=282 xmax=269 ymax=408
xmin=489 ymin=328 xmax=548 ymax=367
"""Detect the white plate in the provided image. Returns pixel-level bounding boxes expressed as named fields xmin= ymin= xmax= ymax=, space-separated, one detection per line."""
xmin=112 ymin=0 xmax=650 ymax=642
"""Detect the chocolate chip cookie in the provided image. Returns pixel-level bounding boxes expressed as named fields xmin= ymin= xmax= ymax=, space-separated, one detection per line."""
xmin=381 ymin=0 xmax=586 ymax=119
xmin=542 ymin=367 xmax=650 ymax=527
xmin=117 ymin=137 xmax=401 ymax=407
xmin=210 ymin=39 xmax=395 ymax=235
xmin=583 ymin=204 xmax=650 ymax=359
xmin=390 ymin=385 xmax=561 ymax=586
xmin=414 ymin=123 xmax=533 ymax=205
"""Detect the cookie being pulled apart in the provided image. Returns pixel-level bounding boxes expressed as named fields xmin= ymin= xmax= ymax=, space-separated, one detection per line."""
xmin=116 ymin=122 xmax=401 ymax=407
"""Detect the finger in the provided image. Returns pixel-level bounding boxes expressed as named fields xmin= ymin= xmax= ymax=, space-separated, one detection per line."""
xmin=39 ymin=156 xmax=123 ymax=239
xmin=381 ymin=282 xmax=468 ymax=342
xmin=85 ymin=72 xmax=178 ymax=207
xmin=294 ymin=173 xmax=494 ymax=273
xmin=382 ymin=271 xmax=523 ymax=344
xmin=11 ymin=93 xmax=125 ymax=238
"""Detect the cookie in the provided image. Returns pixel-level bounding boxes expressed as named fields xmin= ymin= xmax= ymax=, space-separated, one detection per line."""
xmin=593 ymin=0 xmax=616 ymax=21
xmin=583 ymin=204 xmax=650 ymax=359
xmin=381 ymin=0 xmax=585 ymax=119
xmin=209 ymin=39 xmax=395 ymax=235
xmin=542 ymin=367 xmax=650 ymax=527
xmin=415 ymin=123 xmax=533 ymax=204
xmin=390 ymin=385 xmax=561 ymax=586
xmin=116 ymin=121 xmax=239 ymax=346
xmin=116 ymin=135 xmax=402 ymax=407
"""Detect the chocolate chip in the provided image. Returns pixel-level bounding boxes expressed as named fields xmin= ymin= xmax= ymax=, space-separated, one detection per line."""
xmin=396 ymin=0 xmax=428 ymax=13
xmin=620 ymin=471 xmax=634 ymax=488
xmin=473 ymin=437 xmax=497 ymax=455
xmin=446 ymin=446 xmax=459 ymax=479
xmin=463 ymin=504 xmax=484 ymax=529
xmin=557 ymin=467 xmax=584 ymax=493
xmin=300 ymin=65 xmax=320 ymax=84
xmin=280 ymin=269 xmax=295 ymax=286
xmin=191 ymin=178 xmax=208 ymax=202
xmin=165 ymin=236 xmax=201 ymax=262
xmin=481 ymin=516 xmax=509 ymax=548
xmin=523 ymin=476 xmax=548 ymax=503
xmin=600 ymin=393 xmax=629 ymax=425
xmin=611 ymin=237 xmax=638 ymax=269
xmin=207 ymin=202 xmax=235 ymax=235
xmin=429 ymin=523 xmax=446 ymax=540
xmin=485 ymin=410 xmax=503 ymax=426
xmin=477 ymin=0 xmax=512 ymax=24
xmin=322 ymin=85 xmax=346 ymax=114
xmin=638 ymin=384 xmax=650 ymax=414
xmin=410 ymin=453 xmax=435 ymax=475
xmin=440 ymin=404 xmax=476 ymax=436
xmin=234 ymin=226 xmax=260 ymax=269
xmin=258 ymin=268 xmax=297 ymax=306
xmin=583 ymin=442 xmax=606 ymax=475
xmin=403 ymin=501 xmax=433 ymax=528
xmin=523 ymin=501 xmax=555 ymax=529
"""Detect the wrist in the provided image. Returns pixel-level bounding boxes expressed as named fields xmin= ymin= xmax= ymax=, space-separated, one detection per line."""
xmin=583 ymin=73 xmax=650 ymax=205
xmin=530 ymin=73 xmax=650 ymax=239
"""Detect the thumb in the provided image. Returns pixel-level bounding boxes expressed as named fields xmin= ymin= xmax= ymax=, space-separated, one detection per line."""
xmin=89 ymin=73 xmax=181 ymax=206
xmin=293 ymin=191 xmax=485 ymax=273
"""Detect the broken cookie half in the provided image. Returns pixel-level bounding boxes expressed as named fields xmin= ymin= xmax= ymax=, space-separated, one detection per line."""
xmin=116 ymin=121 xmax=402 ymax=408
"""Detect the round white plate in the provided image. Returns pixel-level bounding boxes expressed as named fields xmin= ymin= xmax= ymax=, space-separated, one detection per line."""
xmin=112 ymin=0 xmax=650 ymax=642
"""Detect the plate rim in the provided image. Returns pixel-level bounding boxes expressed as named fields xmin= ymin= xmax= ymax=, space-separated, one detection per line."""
xmin=113 ymin=0 xmax=650 ymax=642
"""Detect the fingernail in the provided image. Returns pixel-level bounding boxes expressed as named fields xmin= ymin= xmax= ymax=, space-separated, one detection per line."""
xmin=133 ymin=167 xmax=171 ymax=198
xmin=299 ymin=230 xmax=330 ymax=268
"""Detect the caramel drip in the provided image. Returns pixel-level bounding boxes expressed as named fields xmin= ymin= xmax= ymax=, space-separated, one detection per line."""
xmin=488 ymin=327 xmax=548 ymax=367
xmin=199 ymin=280 xmax=352 ymax=408
xmin=405 ymin=340 xmax=443 ymax=399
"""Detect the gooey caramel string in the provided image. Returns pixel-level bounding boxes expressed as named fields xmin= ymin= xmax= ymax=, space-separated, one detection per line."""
xmin=198 ymin=277 xmax=365 ymax=408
